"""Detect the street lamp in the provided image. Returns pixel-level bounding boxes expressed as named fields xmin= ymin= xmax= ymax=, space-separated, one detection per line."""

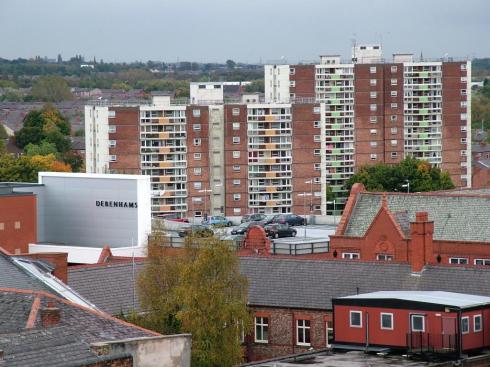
xmin=198 ymin=183 xmax=222 ymax=222
xmin=298 ymin=192 xmax=312 ymax=238
xmin=305 ymin=179 xmax=313 ymax=214
xmin=402 ymin=180 xmax=410 ymax=194
xmin=326 ymin=200 xmax=337 ymax=225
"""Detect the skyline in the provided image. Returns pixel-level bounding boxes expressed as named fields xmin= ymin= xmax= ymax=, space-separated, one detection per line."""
xmin=1 ymin=0 xmax=489 ymax=63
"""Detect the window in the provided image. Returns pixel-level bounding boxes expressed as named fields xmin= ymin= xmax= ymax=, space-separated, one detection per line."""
xmin=313 ymin=106 xmax=321 ymax=114
xmin=326 ymin=321 xmax=334 ymax=347
xmin=314 ymin=121 xmax=321 ymax=128
xmin=0 ymin=223 xmax=3 ymax=231
xmin=370 ymin=91 xmax=377 ymax=99
xmin=109 ymin=140 xmax=116 ymax=147
xmin=370 ymin=66 xmax=377 ymax=74
xmin=461 ymin=113 xmax=467 ymax=121
xmin=232 ymin=137 xmax=240 ymax=144
xmin=108 ymin=125 xmax=116 ymax=133
xmin=381 ymin=313 xmax=393 ymax=330
xmin=194 ymin=153 xmax=202 ymax=160
xmin=449 ymin=257 xmax=468 ymax=265
xmin=193 ymin=138 xmax=201 ymax=146
xmin=411 ymin=315 xmax=425 ymax=332
xmin=290 ymin=67 xmax=296 ymax=75
xmin=461 ymin=77 xmax=467 ymax=83
xmin=255 ymin=317 xmax=269 ymax=343
xmin=109 ymin=155 xmax=117 ymax=162
xmin=350 ymin=311 xmax=362 ymax=328
xmin=370 ymin=79 xmax=377 ymax=86
xmin=193 ymin=182 xmax=202 ymax=190
xmin=391 ymin=140 xmax=398 ymax=146
xmin=461 ymin=89 xmax=467 ymax=96
xmin=14 ymin=221 xmax=21 ymax=230
xmin=370 ymin=141 xmax=378 ymax=147
xmin=391 ymin=152 xmax=398 ymax=159
xmin=461 ymin=138 xmax=467 ymax=144
xmin=370 ymin=129 xmax=377 ymax=135
xmin=390 ymin=115 xmax=397 ymax=122
xmin=391 ymin=66 xmax=398 ymax=73
xmin=461 ymin=316 xmax=469 ymax=334
xmin=370 ymin=116 xmax=377 ymax=123
xmin=391 ymin=91 xmax=398 ymax=97
xmin=232 ymin=122 xmax=240 ymax=130
xmin=377 ymin=254 xmax=394 ymax=261
xmin=342 ymin=252 xmax=360 ymax=260
xmin=314 ymin=149 xmax=321 ymax=156
xmin=233 ymin=208 xmax=241 ymax=214
xmin=296 ymin=319 xmax=311 ymax=346
xmin=314 ymin=163 xmax=321 ymax=171
xmin=194 ymin=167 xmax=202 ymax=175
xmin=192 ymin=109 xmax=201 ymax=117
xmin=289 ymin=81 xmax=296 ymax=87
xmin=391 ymin=103 xmax=398 ymax=109
xmin=233 ymin=179 xmax=241 ymax=185
xmin=461 ymin=150 xmax=467 ymax=157
xmin=391 ymin=78 xmax=398 ymax=85
xmin=193 ymin=124 xmax=201 ymax=131
xmin=314 ymin=177 xmax=321 ymax=184
xmin=391 ymin=127 xmax=398 ymax=134
xmin=474 ymin=315 xmax=482 ymax=332
xmin=233 ymin=151 xmax=241 ymax=159
xmin=108 ymin=110 xmax=116 ymax=118
xmin=475 ymin=259 xmax=490 ymax=266
xmin=232 ymin=165 xmax=240 ymax=172
xmin=314 ymin=135 xmax=321 ymax=142
xmin=461 ymin=126 xmax=467 ymax=132
xmin=232 ymin=108 xmax=240 ymax=116
xmin=233 ymin=194 xmax=241 ymax=201
xmin=370 ymin=154 xmax=377 ymax=160
xmin=370 ymin=104 xmax=377 ymax=112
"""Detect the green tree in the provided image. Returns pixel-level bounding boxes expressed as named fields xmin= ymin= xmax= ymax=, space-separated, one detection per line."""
xmin=25 ymin=141 xmax=58 ymax=157
xmin=135 ymin=235 xmax=251 ymax=367
xmin=0 ymin=153 xmax=70 ymax=182
xmin=244 ymin=79 xmax=264 ymax=93
xmin=226 ymin=59 xmax=236 ymax=70
xmin=0 ymin=124 xmax=8 ymax=140
xmin=347 ymin=157 xmax=455 ymax=193
xmin=30 ymin=75 xmax=73 ymax=102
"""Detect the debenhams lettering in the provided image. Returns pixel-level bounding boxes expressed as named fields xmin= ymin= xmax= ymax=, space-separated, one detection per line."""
xmin=96 ymin=201 xmax=138 ymax=208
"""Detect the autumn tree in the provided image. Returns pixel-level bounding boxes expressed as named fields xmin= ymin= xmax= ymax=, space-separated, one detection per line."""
xmin=134 ymin=234 xmax=251 ymax=367
xmin=0 ymin=153 xmax=71 ymax=182
xmin=30 ymin=75 xmax=73 ymax=102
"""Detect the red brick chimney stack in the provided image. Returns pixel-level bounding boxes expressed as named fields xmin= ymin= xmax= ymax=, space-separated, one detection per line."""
xmin=40 ymin=301 xmax=61 ymax=327
xmin=409 ymin=211 xmax=434 ymax=272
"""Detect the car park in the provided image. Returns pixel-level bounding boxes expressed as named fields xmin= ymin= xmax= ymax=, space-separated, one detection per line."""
xmin=241 ymin=213 xmax=266 ymax=224
xmin=264 ymin=223 xmax=297 ymax=238
xmin=202 ymin=216 xmax=233 ymax=227
xmin=271 ymin=214 xmax=306 ymax=226
xmin=156 ymin=213 xmax=189 ymax=223
xmin=231 ymin=221 xmax=262 ymax=235
xmin=178 ymin=225 xmax=214 ymax=238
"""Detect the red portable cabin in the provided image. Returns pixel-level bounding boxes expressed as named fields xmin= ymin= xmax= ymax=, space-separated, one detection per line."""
xmin=332 ymin=291 xmax=490 ymax=356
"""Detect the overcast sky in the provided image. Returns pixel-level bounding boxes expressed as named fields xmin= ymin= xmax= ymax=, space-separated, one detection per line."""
xmin=1 ymin=0 xmax=489 ymax=63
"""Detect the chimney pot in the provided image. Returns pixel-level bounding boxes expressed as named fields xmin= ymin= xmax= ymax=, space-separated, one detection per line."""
xmin=40 ymin=306 xmax=61 ymax=327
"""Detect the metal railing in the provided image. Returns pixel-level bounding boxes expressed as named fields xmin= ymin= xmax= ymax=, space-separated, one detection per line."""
xmin=406 ymin=332 xmax=457 ymax=355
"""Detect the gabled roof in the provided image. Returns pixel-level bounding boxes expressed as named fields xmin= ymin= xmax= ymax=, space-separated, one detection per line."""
xmin=343 ymin=192 xmax=490 ymax=242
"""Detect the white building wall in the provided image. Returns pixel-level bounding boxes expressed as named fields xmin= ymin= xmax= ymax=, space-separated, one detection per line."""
xmin=85 ymin=106 xmax=110 ymax=174
xmin=264 ymin=65 xmax=290 ymax=103
xmin=190 ymin=83 xmax=224 ymax=104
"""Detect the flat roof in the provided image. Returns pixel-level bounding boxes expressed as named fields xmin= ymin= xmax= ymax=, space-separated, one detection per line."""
xmin=39 ymin=172 xmax=150 ymax=181
xmin=273 ymin=237 xmax=329 ymax=245
xmin=340 ymin=291 xmax=490 ymax=309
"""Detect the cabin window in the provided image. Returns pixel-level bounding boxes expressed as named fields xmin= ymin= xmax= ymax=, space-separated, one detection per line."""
xmin=461 ymin=316 xmax=469 ymax=334
xmin=381 ymin=313 xmax=394 ymax=330
xmin=411 ymin=315 xmax=425 ymax=332
xmin=350 ymin=311 xmax=362 ymax=328
xmin=474 ymin=315 xmax=482 ymax=332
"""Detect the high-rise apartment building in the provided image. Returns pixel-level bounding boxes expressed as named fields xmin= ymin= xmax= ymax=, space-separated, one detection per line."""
xmin=86 ymin=46 xmax=471 ymax=219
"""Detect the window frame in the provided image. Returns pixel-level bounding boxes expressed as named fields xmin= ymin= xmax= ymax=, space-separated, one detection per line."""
xmin=296 ymin=319 xmax=311 ymax=346
xmin=411 ymin=314 xmax=425 ymax=332
xmin=380 ymin=313 xmax=394 ymax=330
xmin=254 ymin=316 xmax=269 ymax=343
xmin=350 ymin=310 xmax=362 ymax=328
xmin=449 ymin=257 xmax=468 ymax=265
xmin=474 ymin=314 xmax=482 ymax=333
xmin=461 ymin=316 xmax=469 ymax=334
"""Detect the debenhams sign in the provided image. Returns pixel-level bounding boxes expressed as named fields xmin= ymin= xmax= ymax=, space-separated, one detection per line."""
xmin=96 ymin=200 xmax=138 ymax=208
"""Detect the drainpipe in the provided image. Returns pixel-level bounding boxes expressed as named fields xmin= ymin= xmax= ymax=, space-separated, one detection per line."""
xmin=365 ymin=312 xmax=370 ymax=351
xmin=457 ymin=309 xmax=463 ymax=359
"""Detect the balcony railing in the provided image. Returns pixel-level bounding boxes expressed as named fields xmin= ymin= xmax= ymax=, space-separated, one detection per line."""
xmin=406 ymin=332 xmax=457 ymax=355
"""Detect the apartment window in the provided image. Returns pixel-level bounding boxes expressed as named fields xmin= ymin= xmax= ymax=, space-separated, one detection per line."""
xmin=193 ymin=124 xmax=201 ymax=131
xmin=474 ymin=315 xmax=482 ymax=332
xmin=194 ymin=167 xmax=202 ymax=175
xmin=296 ymin=320 xmax=311 ymax=346
xmin=233 ymin=194 xmax=241 ymax=201
xmin=193 ymin=182 xmax=202 ymax=190
xmin=314 ymin=149 xmax=321 ymax=156
xmin=313 ymin=106 xmax=321 ymax=114
xmin=314 ymin=163 xmax=321 ymax=171
xmin=314 ymin=135 xmax=321 ymax=142
xmin=461 ymin=63 xmax=467 ymax=70
xmin=391 ymin=152 xmax=398 ymax=159
xmin=461 ymin=150 xmax=467 ymax=156
xmin=381 ymin=313 xmax=394 ymax=330
xmin=391 ymin=140 xmax=398 ymax=146
xmin=232 ymin=165 xmax=240 ymax=172
xmin=461 ymin=138 xmax=467 ymax=144
xmin=108 ymin=110 xmax=116 ymax=118
xmin=391 ymin=127 xmax=398 ymax=134
xmin=461 ymin=126 xmax=467 ymax=132
xmin=391 ymin=66 xmax=398 ymax=73
xmin=475 ymin=259 xmax=490 ymax=266
xmin=461 ymin=77 xmax=467 ymax=83
xmin=461 ymin=101 xmax=467 ymax=108
xmin=370 ymin=66 xmax=377 ymax=74
xmin=232 ymin=122 xmax=240 ymax=130
xmin=232 ymin=151 xmax=241 ymax=158
xmin=377 ymin=254 xmax=394 ymax=261
xmin=314 ymin=121 xmax=321 ymax=128
xmin=290 ymin=93 xmax=296 ymax=99
xmin=233 ymin=208 xmax=241 ymax=214
xmin=192 ymin=109 xmax=201 ymax=117
xmin=109 ymin=140 xmax=116 ymax=147
xmin=289 ymin=81 xmax=296 ymax=87
xmin=193 ymin=138 xmax=201 ymax=146
xmin=194 ymin=153 xmax=202 ymax=160
xmin=370 ymin=104 xmax=377 ymax=112
xmin=232 ymin=137 xmax=240 ymax=144
xmin=461 ymin=113 xmax=467 ymax=121
xmin=289 ymin=67 xmax=296 ymax=75
xmin=370 ymin=91 xmax=377 ymax=99
xmin=232 ymin=108 xmax=240 ymax=116
xmin=391 ymin=78 xmax=398 ymax=86
xmin=370 ymin=154 xmax=377 ymax=160
xmin=370 ymin=129 xmax=377 ymax=135
xmin=391 ymin=103 xmax=398 ymax=109
xmin=350 ymin=311 xmax=362 ymax=328
xmin=342 ymin=252 xmax=360 ymax=260
xmin=370 ymin=141 xmax=378 ymax=147
xmin=255 ymin=317 xmax=269 ymax=343
xmin=390 ymin=91 xmax=398 ymax=97
xmin=109 ymin=155 xmax=117 ymax=162
xmin=390 ymin=115 xmax=397 ymax=122
xmin=233 ymin=179 xmax=241 ymax=185
xmin=14 ymin=221 xmax=21 ymax=230
xmin=370 ymin=116 xmax=377 ymax=123
xmin=461 ymin=89 xmax=467 ymax=96
xmin=461 ymin=317 xmax=469 ymax=334
xmin=449 ymin=257 xmax=468 ymax=265
xmin=370 ymin=79 xmax=377 ymax=86
xmin=0 ymin=223 xmax=3 ymax=231
xmin=314 ymin=177 xmax=321 ymax=184
xmin=108 ymin=125 xmax=116 ymax=133
xmin=411 ymin=315 xmax=425 ymax=332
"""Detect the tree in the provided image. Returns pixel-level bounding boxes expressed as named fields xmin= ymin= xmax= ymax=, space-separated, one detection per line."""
xmin=30 ymin=75 xmax=73 ymax=102
xmin=226 ymin=59 xmax=236 ymax=70
xmin=0 ymin=153 xmax=71 ymax=182
xmin=25 ymin=141 xmax=58 ymax=157
xmin=134 ymin=234 xmax=251 ymax=367
xmin=347 ymin=157 xmax=455 ymax=193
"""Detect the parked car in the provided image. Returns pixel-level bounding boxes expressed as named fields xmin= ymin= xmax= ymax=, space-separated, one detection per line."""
xmin=202 ymin=216 xmax=233 ymax=227
xmin=178 ymin=225 xmax=214 ymax=238
xmin=231 ymin=221 xmax=262 ymax=235
xmin=156 ymin=213 xmax=189 ymax=223
xmin=265 ymin=223 xmax=297 ymax=239
xmin=241 ymin=213 xmax=266 ymax=224
xmin=271 ymin=214 xmax=306 ymax=226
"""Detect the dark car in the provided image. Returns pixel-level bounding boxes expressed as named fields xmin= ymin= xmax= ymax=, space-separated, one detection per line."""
xmin=178 ymin=225 xmax=214 ymax=238
xmin=271 ymin=214 xmax=306 ymax=226
xmin=241 ymin=213 xmax=267 ymax=224
xmin=265 ymin=223 xmax=297 ymax=238
xmin=231 ymin=221 xmax=262 ymax=235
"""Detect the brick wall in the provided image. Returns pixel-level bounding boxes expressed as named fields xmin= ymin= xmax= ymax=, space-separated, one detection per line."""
xmin=85 ymin=357 xmax=132 ymax=367
xmin=108 ymin=107 xmax=140 ymax=174
xmin=0 ymin=194 xmax=36 ymax=254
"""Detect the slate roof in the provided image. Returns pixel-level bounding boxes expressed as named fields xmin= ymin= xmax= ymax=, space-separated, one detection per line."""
xmin=68 ymin=257 xmax=490 ymax=312
xmin=343 ymin=192 xmax=490 ymax=242
xmin=0 ymin=254 xmax=52 ymax=293
xmin=0 ymin=290 xmax=158 ymax=367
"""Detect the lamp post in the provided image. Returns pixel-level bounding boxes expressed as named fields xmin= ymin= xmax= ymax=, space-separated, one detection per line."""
xmin=198 ymin=183 xmax=222 ymax=223
xmin=305 ymin=179 xmax=313 ymax=213
xmin=298 ymin=192 xmax=312 ymax=238
xmin=326 ymin=199 xmax=337 ymax=225
xmin=402 ymin=180 xmax=410 ymax=194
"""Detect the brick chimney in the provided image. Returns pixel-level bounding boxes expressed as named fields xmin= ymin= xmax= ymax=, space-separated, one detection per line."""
xmin=409 ymin=212 xmax=434 ymax=272
xmin=40 ymin=302 xmax=61 ymax=327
